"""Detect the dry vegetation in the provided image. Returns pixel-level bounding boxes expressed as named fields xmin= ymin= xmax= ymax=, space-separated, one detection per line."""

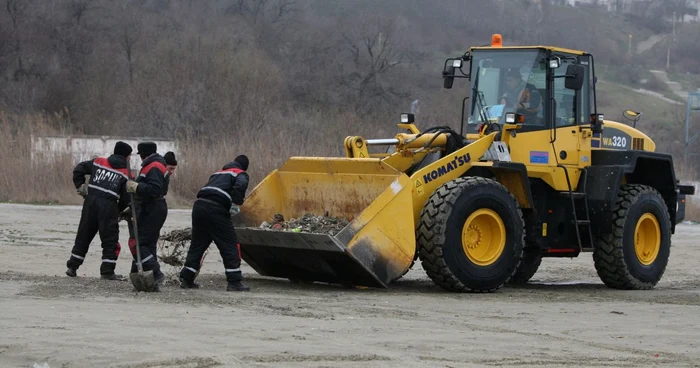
xmin=0 ymin=113 xmax=77 ymax=204
xmin=0 ymin=0 xmax=698 ymax=217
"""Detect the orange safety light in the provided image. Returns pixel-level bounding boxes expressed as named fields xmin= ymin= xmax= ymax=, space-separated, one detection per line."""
xmin=491 ymin=34 xmax=503 ymax=47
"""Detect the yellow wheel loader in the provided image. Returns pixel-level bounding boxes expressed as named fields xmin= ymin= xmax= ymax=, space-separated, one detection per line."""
xmin=233 ymin=34 xmax=695 ymax=292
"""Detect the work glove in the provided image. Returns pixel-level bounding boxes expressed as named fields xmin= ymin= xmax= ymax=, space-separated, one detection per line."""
xmin=77 ymin=183 xmax=88 ymax=198
xmin=119 ymin=206 xmax=132 ymax=222
xmin=230 ymin=205 xmax=240 ymax=216
xmin=126 ymin=180 xmax=139 ymax=193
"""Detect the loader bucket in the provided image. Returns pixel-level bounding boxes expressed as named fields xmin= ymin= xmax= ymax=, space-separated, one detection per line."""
xmin=233 ymin=157 xmax=416 ymax=288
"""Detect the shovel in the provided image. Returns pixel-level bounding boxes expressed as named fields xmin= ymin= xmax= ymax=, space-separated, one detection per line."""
xmin=128 ymin=193 xmax=155 ymax=292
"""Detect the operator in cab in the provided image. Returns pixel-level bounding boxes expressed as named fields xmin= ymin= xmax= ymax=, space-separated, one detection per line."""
xmin=500 ymin=69 xmax=542 ymax=123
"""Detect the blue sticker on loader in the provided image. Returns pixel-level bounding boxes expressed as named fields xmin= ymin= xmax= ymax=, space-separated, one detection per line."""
xmin=529 ymin=151 xmax=549 ymax=164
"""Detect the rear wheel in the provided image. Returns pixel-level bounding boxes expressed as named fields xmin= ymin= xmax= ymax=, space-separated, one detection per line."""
xmin=417 ymin=177 xmax=524 ymax=292
xmin=593 ymin=184 xmax=671 ymax=290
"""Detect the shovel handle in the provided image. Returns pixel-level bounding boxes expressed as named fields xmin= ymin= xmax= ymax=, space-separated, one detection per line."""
xmin=129 ymin=193 xmax=144 ymax=273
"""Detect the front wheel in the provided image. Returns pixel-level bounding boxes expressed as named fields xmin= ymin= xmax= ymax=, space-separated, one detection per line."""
xmin=508 ymin=244 xmax=542 ymax=285
xmin=417 ymin=177 xmax=524 ymax=292
xmin=593 ymin=185 xmax=671 ymax=290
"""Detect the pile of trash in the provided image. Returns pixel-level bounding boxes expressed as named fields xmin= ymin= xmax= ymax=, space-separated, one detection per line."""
xmin=157 ymin=228 xmax=192 ymax=282
xmin=259 ymin=213 xmax=349 ymax=236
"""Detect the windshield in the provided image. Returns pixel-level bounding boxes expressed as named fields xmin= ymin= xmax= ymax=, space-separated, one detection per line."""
xmin=468 ymin=49 xmax=547 ymax=126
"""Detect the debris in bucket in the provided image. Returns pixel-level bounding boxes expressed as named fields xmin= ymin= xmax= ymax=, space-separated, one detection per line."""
xmin=259 ymin=213 xmax=349 ymax=235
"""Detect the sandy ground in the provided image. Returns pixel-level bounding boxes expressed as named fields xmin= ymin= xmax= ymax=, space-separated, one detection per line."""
xmin=1 ymin=203 xmax=700 ymax=368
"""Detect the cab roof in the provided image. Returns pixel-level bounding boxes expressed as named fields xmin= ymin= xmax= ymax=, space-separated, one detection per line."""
xmin=470 ymin=45 xmax=587 ymax=56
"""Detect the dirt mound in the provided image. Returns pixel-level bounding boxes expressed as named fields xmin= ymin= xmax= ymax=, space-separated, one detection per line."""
xmin=259 ymin=213 xmax=349 ymax=236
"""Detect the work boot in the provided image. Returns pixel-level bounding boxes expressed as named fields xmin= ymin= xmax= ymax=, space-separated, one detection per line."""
xmin=66 ymin=268 xmax=77 ymax=277
xmin=152 ymin=273 xmax=165 ymax=292
xmin=226 ymin=281 xmax=250 ymax=292
xmin=179 ymin=277 xmax=200 ymax=289
xmin=101 ymin=273 xmax=126 ymax=281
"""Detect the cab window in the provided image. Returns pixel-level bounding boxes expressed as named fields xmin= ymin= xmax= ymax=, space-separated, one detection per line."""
xmin=553 ymin=54 xmax=590 ymax=127
xmin=553 ymin=59 xmax=577 ymax=127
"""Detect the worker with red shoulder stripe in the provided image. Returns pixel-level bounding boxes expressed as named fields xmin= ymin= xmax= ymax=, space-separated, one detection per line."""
xmin=179 ymin=155 xmax=250 ymax=292
xmin=125 ymin=142 xmax=168 ymax=291
xmin=66 ymin=141 xmax=133 ymax=280
xmin=122 ymin=151 xmax=177 ymax=258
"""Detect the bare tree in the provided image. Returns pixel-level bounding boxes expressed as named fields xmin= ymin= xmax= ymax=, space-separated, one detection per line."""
xmin=5 ymin=0 xmax=27 ymax=76
xmin=117 ymin=20 xmax=141 ymax=85
xmin=0 ymin=21 xmax=9 ymax=62
xmin=68 ymin=0 xmax=91 ymax=25
xmin=663 ymin=0 xmax=698 ymax=22
xmin=225 ymin=0 xmax=297 ymax=25
xmin=5 ymin=0 xmax=26 ymax=30
xmin=338 ymin=20 xmax=406 ymax=113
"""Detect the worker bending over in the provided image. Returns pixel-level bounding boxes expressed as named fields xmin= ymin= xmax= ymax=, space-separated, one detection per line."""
xmin=179 ymin=155 xmax=250 ymax=292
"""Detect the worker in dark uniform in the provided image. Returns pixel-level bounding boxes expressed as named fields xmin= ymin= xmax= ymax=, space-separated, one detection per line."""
xmin=125 ymin=142 xmax=168 ymax=291
xmin=66 ymin=141 xmax=133 ymax=280
xmin=179 ymin=155 xmax=250 ymax=292
xmin=163 ymin=151 xmax=177 ymax=196
xmin=123 ymin=151 xmax=177 ymax=258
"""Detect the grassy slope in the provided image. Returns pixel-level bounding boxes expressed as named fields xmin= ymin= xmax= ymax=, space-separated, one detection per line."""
xmin=667 ymin=71 xmax=700 ymax=93
xmin=596 ymin=81 xmax=681 ymax=126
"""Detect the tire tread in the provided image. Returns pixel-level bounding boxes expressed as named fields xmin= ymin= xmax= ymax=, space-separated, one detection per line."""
xmin=417 ymin=177 xmax=524 ymax=292
xmin=593 ymin=184 xmax=671 ymax=290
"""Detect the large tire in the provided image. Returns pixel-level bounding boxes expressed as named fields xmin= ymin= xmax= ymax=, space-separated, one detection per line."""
xmin=417 ymin=177 xmax=524 ymax=292
xmin=593 ymin=184 xmax=671 ymax=290
xmin=508 ymin=244 xmax=542 ymax=285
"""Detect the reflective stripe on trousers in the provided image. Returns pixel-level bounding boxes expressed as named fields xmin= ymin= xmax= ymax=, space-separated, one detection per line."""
xmin=140 ymin=254 xmax=154 ymax=264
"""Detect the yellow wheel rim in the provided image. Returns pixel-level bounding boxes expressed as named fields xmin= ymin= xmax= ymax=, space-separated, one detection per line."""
xmin=461 ymin=209 xmax=506 ymax=266
xmin=634 ymin=213 xmax=660 ymax=266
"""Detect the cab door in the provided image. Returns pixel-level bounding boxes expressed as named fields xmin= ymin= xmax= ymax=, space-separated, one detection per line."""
xmin=551 ymin=55 xmax=592 ymax=168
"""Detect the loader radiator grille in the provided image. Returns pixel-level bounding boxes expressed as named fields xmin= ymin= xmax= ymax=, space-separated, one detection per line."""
xmin=632 ymin=138 xmax=644 ymax=151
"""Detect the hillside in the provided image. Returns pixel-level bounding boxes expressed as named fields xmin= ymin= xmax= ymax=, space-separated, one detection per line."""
xmin=0 ymin=0 xmax=698 ymax=203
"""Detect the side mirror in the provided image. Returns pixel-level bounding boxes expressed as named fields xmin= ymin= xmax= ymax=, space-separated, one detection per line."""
xmin=565 ymin=64 xmax=585 ymax=91
xmin=443 ymin=65 xmax=455 ymax=89
xmin=623 ymin=109 xmax=643 ymax=128
xmin=623 ymin=110 xmax=641 ymax=118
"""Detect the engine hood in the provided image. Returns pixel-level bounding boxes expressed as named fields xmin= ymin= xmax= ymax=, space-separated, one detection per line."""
xmin=593 ymin=120 xmax=656 ymax=152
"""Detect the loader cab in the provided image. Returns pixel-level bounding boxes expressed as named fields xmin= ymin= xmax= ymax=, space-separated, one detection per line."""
xmin=447 ymin=46 xmax=597 ymax=136
xmin=464 ymin=49 xmax=547 ymax=129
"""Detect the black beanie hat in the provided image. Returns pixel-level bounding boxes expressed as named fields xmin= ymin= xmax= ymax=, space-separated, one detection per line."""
xmin=164 ymin=151 xmax=177 ymax=166
xmin=114 ymin=141 xmax=133 ymax=157
xmin=137 ymin=142 xmax=157 ymax=156
xmin=234 ymin=155 xmax=249 ymax=171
